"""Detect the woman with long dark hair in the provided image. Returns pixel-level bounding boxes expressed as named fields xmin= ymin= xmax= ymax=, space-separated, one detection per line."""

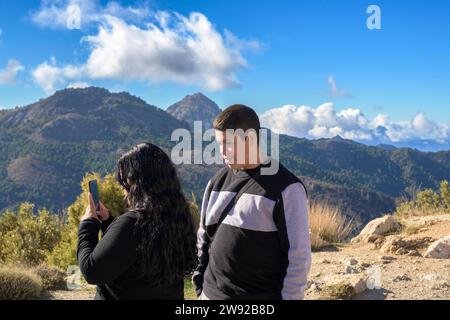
xmin=77 ymin=143 xmax=197 ymax=300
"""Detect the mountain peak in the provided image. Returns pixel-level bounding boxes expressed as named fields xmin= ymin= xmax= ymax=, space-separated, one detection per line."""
xmin=189 ymin=92 xmax=208 ymax=98
xmin=331 ymin=135 xmax=345 ymax=141
xmin=167 ymin=92 xmax=222 ymax=129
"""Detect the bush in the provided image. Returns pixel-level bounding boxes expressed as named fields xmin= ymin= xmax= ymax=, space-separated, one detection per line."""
xmin=46 ymin=224 xmax=78 ymax=270
xmin=395 ymin=180 xmax=450 ymax=218
xmin=0 ymin=267 xmax=43 ymax=300
xmin=309 ymin=202 xmax=354 ymax=245
xmin=0 ymin=203 xmax=62 ymax=266
xmin=34 ymin=265 xmax=67 ymax=291
xmin=416 ymin=189 xmax=440 ymax=209
xmin=440 ymin=180 xmax=450 ymax=210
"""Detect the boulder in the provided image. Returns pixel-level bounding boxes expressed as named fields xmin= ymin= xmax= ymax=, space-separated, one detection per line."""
xmin=321 ymin=274 xmax=368 ymax=298
xmin=351 ymin=215 xmax=400 ymax=243
xmin=424 ymin=235 xmax=450 ymax=259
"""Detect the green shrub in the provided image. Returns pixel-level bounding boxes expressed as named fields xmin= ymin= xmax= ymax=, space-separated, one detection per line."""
xmin=440 ymin=180 xmax=450 ymax=211
xmin=416 ymin=189 xmax=440 ymax=209
xmin=0 ymin=267 xmax=43 ymax=300
xmin=0 ymin=203 xmax=62 ymax=266
xmin=395 ymin=180 xmax=450 ymax=218
xmin=34 ymin=265 xmax=67 ymax=291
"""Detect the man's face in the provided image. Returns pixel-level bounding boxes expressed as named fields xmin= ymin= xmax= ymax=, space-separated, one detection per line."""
xmin=215 ymin=130 xmax=241 ymax=169
xmin=215 ymin=129 xmax=258 ymax=169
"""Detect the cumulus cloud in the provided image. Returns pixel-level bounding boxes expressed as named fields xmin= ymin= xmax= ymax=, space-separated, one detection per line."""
xmin=30 ymin=2 xmax=256 ymax=92
xmin=32 ymin=57 xmax=84 ymax=93
xmin=0 ymin=59 xmax=25 ymax=85
xmin=260 ymin=102 xmax=450 ymax=148
xmin=83 ymin=13 xmax=249 ymax=90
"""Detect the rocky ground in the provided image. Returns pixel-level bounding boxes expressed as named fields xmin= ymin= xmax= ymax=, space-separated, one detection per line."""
xmin=305 ymin=214 xmax=450 ymax=300
xmin=47 ymin=214 xmax=450 ymax=300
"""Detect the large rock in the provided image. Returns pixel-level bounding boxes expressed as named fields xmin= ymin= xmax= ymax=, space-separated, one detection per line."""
xmin=320 ymin=274 xmax=368 ymax=299
xmin=424 ymin=235 xmax=450 ymax=259
xmin=351 ymin=215 xmax=400 ymax=243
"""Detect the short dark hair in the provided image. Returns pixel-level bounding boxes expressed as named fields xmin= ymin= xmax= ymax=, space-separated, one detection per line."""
xmin=213 ymin=104 xmax=261 ymax=134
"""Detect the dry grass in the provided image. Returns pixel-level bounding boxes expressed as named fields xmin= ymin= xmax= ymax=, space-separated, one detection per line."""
xmin=0 ymin=266 xmax=43 ymax=300
xmin=309 ymin=202 xmax=354 ymax=248
xmin=402 ymin=223 xmax=421 ymax=235
xmin=33 ymin=265 xmax=68 ymax=291
xmin=396 ymin=206 xmax=448 ymax=219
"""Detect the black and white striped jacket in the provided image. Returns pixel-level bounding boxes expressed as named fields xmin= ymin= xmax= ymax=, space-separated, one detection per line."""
xmin=192 ymin=159 xmax=311 ymax=300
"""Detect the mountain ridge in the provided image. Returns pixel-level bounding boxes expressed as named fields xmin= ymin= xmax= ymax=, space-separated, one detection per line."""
xmin=1 ymin=87 xmax=449 ymax=226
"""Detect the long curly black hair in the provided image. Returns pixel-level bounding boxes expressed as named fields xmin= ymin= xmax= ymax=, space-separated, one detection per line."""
xmin=116 ymin=143 xmax=197 ymax=285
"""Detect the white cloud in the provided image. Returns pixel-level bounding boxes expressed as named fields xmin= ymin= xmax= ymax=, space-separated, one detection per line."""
xmin=260 ymin=102 xmax=450 ymax=148
xmin=328 ymin=75 xmax=351 ymax=98
xmin=32 ymin=57 xmax=84 ymax=93
xmin=31 ymin=10 xmax=255 ymax=92
xmin=84 ymin=14 xmax=247 ymax=90
xmin=0 ymin=59 xmax=25 ymax=85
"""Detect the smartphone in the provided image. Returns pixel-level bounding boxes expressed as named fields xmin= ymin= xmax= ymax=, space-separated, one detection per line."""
xmin=88 ymin=180 xmax=100 ymax=212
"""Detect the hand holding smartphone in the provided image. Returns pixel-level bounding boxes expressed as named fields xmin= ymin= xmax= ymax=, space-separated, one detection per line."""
xmin=88 ymin=180 xmax=100 ymax=213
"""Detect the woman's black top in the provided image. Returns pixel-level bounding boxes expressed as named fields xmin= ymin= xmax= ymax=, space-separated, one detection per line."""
xmin=77 ymin=211 xmax=183 ymax=300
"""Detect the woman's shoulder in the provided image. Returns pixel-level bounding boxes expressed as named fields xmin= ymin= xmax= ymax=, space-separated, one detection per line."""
xmin=111 ymin=211 xmax=141 ymax=228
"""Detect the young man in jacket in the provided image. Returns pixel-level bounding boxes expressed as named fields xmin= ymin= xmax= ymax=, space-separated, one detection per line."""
xmin=193 ymin=104 xmax=311 ymax=300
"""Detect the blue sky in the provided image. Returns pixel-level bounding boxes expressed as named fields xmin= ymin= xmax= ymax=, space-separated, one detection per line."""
xmin=0 ymin=0 xmax=449 ymax=149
